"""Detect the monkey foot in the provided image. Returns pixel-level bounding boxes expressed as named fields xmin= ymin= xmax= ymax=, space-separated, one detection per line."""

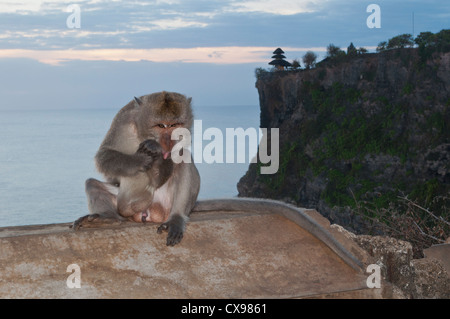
xmin=157 ymin=216 xmax=185 ymax=246
xmin=71 ymin=214 xmax=123 ymax=230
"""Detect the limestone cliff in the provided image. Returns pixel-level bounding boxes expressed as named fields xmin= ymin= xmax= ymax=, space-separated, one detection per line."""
xmin=238 ymin=48 xmax=449 ymax=236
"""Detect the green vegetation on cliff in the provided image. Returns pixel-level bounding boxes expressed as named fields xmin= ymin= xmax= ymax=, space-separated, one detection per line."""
xmin=240 ymin=30 xmax=450 ymax=255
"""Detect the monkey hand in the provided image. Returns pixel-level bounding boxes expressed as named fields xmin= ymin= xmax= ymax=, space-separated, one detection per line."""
xmin=137 ymin=139 xmax=162 ymax=156
xmin=157 ymin=215 xmax=185 ymax=246
xmin=136 ymin=139 xmax=163 ymax=170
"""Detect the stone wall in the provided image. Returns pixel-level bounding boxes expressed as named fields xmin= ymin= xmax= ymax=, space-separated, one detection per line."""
xmin=1 ymin=208 xmax=447 ymax=298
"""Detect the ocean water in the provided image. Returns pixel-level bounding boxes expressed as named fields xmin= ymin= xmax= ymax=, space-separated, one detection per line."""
xmin=0 ymin=105 xmax=259 ymax=227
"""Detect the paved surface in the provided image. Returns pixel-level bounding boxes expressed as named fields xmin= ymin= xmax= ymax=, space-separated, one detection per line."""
xmin=0 ymin=209 xmax=386 ymax=298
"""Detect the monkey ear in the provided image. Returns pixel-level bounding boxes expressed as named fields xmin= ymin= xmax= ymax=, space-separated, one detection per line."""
xmin=134 ymin=96 xmax=142 ymax=106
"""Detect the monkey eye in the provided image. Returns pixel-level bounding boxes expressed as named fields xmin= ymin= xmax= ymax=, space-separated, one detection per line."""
xmin=155 ymin=123 xmax=183 ymax=129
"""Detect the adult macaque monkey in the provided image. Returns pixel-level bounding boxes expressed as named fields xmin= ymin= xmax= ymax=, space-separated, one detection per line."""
xmin=72 ymin=91 xmax=200 ymax=246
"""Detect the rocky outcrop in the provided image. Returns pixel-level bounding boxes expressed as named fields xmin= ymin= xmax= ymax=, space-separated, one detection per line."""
xmin=238 ymin=48 xmax=450 ymax=235
xmin=355 ymin=235 xmax=450 ymax=298
xmin=331 ymin=224 xmax=449 ymax=298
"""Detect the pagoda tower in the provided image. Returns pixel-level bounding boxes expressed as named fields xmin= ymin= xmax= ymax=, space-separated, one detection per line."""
xmin=269 ymin=48 xmax=292 ymax=70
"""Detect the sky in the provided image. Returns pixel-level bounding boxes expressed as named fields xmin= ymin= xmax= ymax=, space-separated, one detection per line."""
xmin=0 ymin=0 xmax=449 ymax=109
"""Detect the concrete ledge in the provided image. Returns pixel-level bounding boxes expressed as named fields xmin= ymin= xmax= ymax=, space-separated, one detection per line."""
xmin=0 ymin=210 xmax=382 ymax=298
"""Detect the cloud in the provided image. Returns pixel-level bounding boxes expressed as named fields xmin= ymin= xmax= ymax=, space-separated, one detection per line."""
xmin=0 ymin=0 xmax=45 ymax=14
xmin=135 ymin=17 xmax=209 ymax=31
xmin=0 ymin=0 xmax=326 ymax=16
xmin=0 ymin=46 xmax=327 ymax=65
xmin=226 ymin=0 xmax=324 ymax=15
xmin=0 ymin=0 xmax=168 ymax=17
xmin=1 ymin=0 xmax=448 ymax=54
xmin=0 ymin=0 xmax=80 ymax=15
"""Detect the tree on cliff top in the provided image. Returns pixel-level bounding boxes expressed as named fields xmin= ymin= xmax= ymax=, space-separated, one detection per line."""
xmin=302 ymin=51 xmax=317 ymax=69
xmin=326 ymin=44 xmax=346 ymax=59
xmin=291 ymin=59 xmax=301 ymax=70
xmin=347 ymin=42 xmax=357 ymax=57
xmin=357 ymin=47 xmax=368 ymax=55
xmin=415 ymin=29 xmax=450 ymax=52
xmin=415 ymin=32 xmax=436 ymax=48
xmin=387 ymin=33 xmax=414 ymax=49
xmin=376 ymin=41 xmax=387 ymax=52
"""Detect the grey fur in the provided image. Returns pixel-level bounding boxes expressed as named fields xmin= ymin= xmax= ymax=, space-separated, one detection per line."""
xmin=72 ymin=91 xmax=200 ymax=246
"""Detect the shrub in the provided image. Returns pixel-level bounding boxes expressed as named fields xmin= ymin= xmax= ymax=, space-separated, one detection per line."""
xmin=302 ymin=51 xmax=317 ymax=69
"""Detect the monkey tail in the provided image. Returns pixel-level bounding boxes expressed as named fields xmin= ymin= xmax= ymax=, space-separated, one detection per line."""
xmin=192 ymin=197 xmax=364 ymax=273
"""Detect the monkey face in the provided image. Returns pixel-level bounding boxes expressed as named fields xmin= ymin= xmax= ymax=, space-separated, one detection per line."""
xmin=134 ymin=91 xmax=193 ymax=159
xmin=153 ymin=122 xmax=184 ymax=159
